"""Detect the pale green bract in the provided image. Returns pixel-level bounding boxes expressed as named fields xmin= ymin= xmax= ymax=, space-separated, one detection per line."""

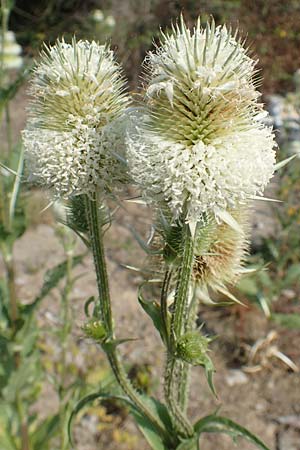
xmin=23 ymin=39 xmax=129 ymax=198
xmin=127 ymin=17 xmax=276 ymax=222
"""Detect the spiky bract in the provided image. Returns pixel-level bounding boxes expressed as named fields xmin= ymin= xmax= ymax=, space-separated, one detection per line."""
xmin=23 ymin=39 xmax=129 ymax=197
xmin=127 ymin=17 xmax=276 ymax=222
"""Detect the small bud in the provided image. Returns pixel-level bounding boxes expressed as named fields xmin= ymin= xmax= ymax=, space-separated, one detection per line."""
xmin=176 ymin=331 xmax=210 ymax=366
xmin=83 ymin=320 xmax=107 ymax=342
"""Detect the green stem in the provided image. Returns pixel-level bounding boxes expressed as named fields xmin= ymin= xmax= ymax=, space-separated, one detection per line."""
xmin=16 ymin=395 xmax=30 ymax=450
xmin=164 ymin=223 xmax=195 ymax=437
xmin=177 ymin=284 xmax=198 ymax=411
xmin=1 ymin=243 xmax=19 ymax=329
xmin=59 ymin=233 xmax=74 ymax=450
xmin=84 ymin=193 xmax=113 ymax=332
xmin=160 ymin=268 xmax=172 ymax=345
xmin=84 ymin=193 xmax=175 ymax=448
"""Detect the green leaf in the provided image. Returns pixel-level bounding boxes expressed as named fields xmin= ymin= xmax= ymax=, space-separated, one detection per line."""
xmin=23 ymin=254 xmax=84 ymax=314
xmin=203 ymin=357 xmax=217 ymax=398
xmin=131 ymin=409 xmax=169 ymax=450
xmin=194 ymin=415 xmax=270 ymax=450
xmin=68 ymin=392 xmax=135 ymax=446
xmin=283 ymin=264 xmax=300 ymax=287
xmin=271 ymin=313 xmax=300 ymax=329
xmin=0 ymin=435 xmax=18 ymax=450
xmin=0 ymin=66 xmax=30 ymax=107
xmin=68 ymin=392 xmax=176 ymax=449
xmin=131 ymin=396 xmax=176 ymax=450
xmin=141 ymin=396 xmax=174 ymax=434
xmin=236 ymin=277 xmax=258 ymax=297
xmin=138 ymin=288 xmax=169 ymax=345
xmin=102 ymin=337 xmax=138 ymax=351
xmin=84 ymin=296 xmax=95 ymax=317
xmin=176 ymin=437 xmax=199 ymax=450
xmin=31 ymin=415 xmax=60 ymax=450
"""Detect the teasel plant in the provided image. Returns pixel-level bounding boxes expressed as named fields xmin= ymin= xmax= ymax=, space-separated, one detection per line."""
xmin=23 ymin=17 xmax=289 ymax=450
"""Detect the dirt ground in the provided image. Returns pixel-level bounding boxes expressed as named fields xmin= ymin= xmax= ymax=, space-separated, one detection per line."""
xmin=1 ymin=85 xmax=300 ymax=450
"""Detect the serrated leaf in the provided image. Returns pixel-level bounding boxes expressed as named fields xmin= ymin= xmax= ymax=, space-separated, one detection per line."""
xmin=194 ymin=415 xmax=270 ymax=450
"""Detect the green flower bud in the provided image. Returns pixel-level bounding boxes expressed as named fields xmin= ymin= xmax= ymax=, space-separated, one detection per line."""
xmin=176 ymin=331 xmax=210 ymax=366
xmin=83 ymin=320 xmax=107 ymax=342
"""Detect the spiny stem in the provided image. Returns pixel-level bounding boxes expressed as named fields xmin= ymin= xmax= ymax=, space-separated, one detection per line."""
xmin=160 ymin=268 xmax=172 ymax=344
xmin=84 ymin=193 xmax=113 ymax=333
xmin=164 ymin=223 xmax=195 ymax=437
xmin=84 ymin=193 xmax=176 ymax=448
xmin=178 ymin=284 xmax=199 ymax=411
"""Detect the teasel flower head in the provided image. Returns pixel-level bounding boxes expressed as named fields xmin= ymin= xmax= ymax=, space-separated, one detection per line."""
xmin=127 ymin=16 xmax=276 ymax=224
xmin=193 ymin=208 xmax=250 ymax=303
xmin=23 ymin=38 xmax=129 ymax=198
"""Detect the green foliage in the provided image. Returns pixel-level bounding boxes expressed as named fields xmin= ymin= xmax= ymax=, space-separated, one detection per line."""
xmin=271 ymin=313 xmax=300 ymax=329
xmin=194 ymin=415 xmax=270 ymax=450
xmin=138 ymin=286 xmax=169 ymax=345
xmin=69 ymin=391 xmax=178 ymax=450
xmin=23 ymin=254 xmax=84 ymax=314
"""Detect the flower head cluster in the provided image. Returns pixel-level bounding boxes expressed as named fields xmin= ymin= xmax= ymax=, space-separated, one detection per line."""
xmin=127 ymin=17 xmax=276 ymax=223
xmin=23 ymin=38 xmax=129 ymax=198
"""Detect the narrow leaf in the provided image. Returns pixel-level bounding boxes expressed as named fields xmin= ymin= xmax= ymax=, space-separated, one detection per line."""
xmin=31 ymin=414 xmax=60 ymax=449
xmin=68 ymin=392 xmax=135 ymax=445
xmin=23 ymin=254 xmax=84 ymax=314
xmin=138 ymin=288 xmax=169 ymax=345
xmin=194 ymin=415 xmax=270 ymax=450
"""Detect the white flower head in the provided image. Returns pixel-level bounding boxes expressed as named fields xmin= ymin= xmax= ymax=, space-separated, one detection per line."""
xmin=23 ymin=38 xmax=129 ymax=198
xmin=127 ymin=16 xmax=276 ymax=223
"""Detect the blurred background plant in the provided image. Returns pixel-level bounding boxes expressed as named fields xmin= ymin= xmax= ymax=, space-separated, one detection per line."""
xmin=6 ymin=0 xmax=300 ymax=92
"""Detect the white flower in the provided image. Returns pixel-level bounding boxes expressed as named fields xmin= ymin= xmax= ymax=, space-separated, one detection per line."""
xmin=0 ymin=30 xmax=23 ymax=70
xmin=105 ymin=15 xmax=116 ymax=28
xmin=127 ymin=17 xmax=276 ymax=223
xmin=92 ymin=9 xmax=104 ymax=22
xmin=23 ymin=39 xmax=129 ymax=197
